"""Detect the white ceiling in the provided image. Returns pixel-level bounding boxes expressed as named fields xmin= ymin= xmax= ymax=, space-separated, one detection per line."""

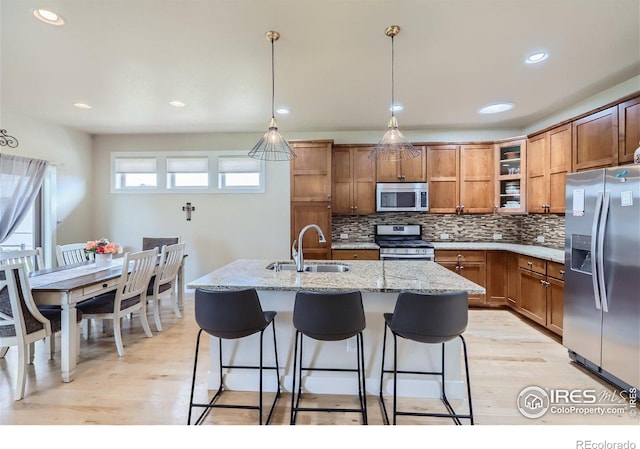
xmin=1 ymin=0 xmax=639 ymax=136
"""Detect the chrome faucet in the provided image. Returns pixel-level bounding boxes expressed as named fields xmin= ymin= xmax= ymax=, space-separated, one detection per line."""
xmin=291 ymin=224 xmax=326 ymax=272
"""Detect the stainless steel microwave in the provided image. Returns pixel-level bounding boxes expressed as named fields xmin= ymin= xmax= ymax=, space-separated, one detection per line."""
xmin=376 ymin=182 xmax=429 ymax=212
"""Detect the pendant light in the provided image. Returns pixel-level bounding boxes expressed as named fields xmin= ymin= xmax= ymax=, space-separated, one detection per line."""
xmin=369 ymin=25 xmax=419 ymax=161
xmin=249 ymin=31 xmax=296 ymax=161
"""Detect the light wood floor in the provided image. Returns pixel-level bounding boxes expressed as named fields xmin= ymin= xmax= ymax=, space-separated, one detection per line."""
xmin=1 ymin=292 xmax=638 ymax=431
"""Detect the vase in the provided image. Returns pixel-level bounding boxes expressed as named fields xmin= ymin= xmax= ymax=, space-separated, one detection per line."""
xmin=95 ymin=253 xmax=113 ymax=267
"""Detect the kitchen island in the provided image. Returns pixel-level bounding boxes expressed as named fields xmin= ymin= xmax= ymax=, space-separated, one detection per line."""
xmin=188 ymin=259 xmax=484 ymax=398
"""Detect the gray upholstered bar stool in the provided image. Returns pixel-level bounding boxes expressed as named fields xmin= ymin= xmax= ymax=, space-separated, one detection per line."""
xmin=378 ymin=291 xmax=474 ymax=425
xmin=188 ymin=288 xmax=281 ymax=425
xmin=290 ymin=290 xmax=367 ymax=425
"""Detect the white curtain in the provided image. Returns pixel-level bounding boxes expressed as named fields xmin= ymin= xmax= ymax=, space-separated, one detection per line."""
xmin=0 ymin=153 xmax=49 ymax=244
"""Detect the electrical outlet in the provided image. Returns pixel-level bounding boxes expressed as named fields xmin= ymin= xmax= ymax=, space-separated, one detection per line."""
xmin=340 ymin=233 xmax=348 ymax=240
xmin=493 ymin=233 xmax=502 ymax=240
xmin=440 ymin=233 xmax=450 ymax=240
xmin=536 ymin=235 xmax=545 ymax=243
xmin=346 ymin=337 xmax=357 ymax=352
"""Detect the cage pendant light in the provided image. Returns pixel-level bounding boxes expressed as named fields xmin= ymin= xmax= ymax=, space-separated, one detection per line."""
xmin=369 ymin=25 xmax=419 ymax=162
xmin=249 ymin=31 xmax=296 ymax=161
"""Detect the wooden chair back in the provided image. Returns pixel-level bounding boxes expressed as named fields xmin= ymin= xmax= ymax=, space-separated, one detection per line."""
xmin=56 ymin=243 xmax=93 ymax=266
xmin=0 ymin=248 xmax=44 ymax=273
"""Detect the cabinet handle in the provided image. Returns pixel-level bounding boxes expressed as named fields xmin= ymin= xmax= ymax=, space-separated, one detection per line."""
xmin=559 ymin=270 xmax=566 ymax=275
xmin=460 ymin=205 xmax=464 ymax=213
xmin=102 ymin=283 xmax=108 ymax=288
xmin=527 ymin=261 xmax=533 ymax=266
xmin=353 ymin=254 xmax=358 ymax=259
xmin=455 ymin=265 xmax=460 ymax=271
xmin=353 ymin=206 xmax=358 ymax=210
xmin=327 ymin=194 xmax=331 ymax=199
xmin=459 ymin=265 xmax=464 ymax=270
xmin=327 ymin=205 xmax=331 ymax=209
xmin=457 ymin=254 xmax=462 ymax=259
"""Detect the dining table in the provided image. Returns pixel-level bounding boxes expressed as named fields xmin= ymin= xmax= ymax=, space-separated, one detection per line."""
xmin=28 ymin=254 xmax=185 ymax=383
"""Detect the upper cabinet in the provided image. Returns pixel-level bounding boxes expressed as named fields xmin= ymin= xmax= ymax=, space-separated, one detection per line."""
xmin=495 ymin=139 xmax=527 ymax=214
xmin=572 ymin=106 xmax=618 ymax=171
xmin=427 ymin=143 xmax=494 ymax=214
xmin=376 ymin=145 xmax=427 ymax=182
xmin=332 ymin=145 xmax=376 ymax=215
xmin=618 ymin=96 xmax=640 ymax=165
xmin=459 ymin=144 xmax=495 ymax=214
xmin=527 ymin=124 xmax=571 ymax=214
xmin=290 ymin=140 xmax=333 ymax=202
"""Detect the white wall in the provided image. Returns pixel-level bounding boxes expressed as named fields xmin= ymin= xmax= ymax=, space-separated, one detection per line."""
xmin=0 ymin=111 xmax=94 ymax=263
xmin=92 ymin=133 xmax=291 ymax=283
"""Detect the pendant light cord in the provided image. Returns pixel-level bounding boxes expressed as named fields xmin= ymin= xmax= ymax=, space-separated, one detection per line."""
xmin=271 ymin=37 xmax=275 ymax=120
xmin=391 ymin=34 xmax=395 ymax=118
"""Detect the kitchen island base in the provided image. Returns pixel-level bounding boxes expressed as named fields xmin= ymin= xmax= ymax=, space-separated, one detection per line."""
xmin=206 ymin=290 xmax=467 ymax=399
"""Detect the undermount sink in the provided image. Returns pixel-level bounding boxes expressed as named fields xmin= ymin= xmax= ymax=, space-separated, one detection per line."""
xmin=266 ymin=262 xmax=350 ymax=273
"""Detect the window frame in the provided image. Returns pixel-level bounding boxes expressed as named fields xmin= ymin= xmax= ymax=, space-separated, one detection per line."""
xmin=110 ymin=151 xmax=266 ymax=194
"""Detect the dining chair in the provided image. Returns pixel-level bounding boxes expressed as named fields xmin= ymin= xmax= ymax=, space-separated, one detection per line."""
xmin=0 ymin=248 xmax=44 ymax=273
xmin=77 ymin=248 xmax=158 ymax=357
xmin=56 ymin=242 xmax=93 ymax=266
xmin=146 ymin=242 xmax=185 ymax=332
xmin=142 ymin=236 xmax=180 ymax=251
xmin=0 ymin=262 xmax=52 ymax=400
xmin=0 ymin=247 xmax=80 ymax=361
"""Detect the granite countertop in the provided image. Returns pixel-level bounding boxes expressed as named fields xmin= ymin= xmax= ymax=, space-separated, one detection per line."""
xmin=331 ymin=241 xmax=564 ymax=263
xmin=188 ymin=259 xmax=485 ymax=294
xmin=432 ymin=242 xmax=564 ymax=263
xmin=331 ymin=242 xmax=380 ymax=250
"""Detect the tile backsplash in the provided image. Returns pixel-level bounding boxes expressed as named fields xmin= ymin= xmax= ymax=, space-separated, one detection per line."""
xmin=332 ymin=213 xmax=565 ymax=249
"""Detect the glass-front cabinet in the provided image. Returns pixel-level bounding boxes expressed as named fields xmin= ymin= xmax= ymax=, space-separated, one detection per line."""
xmin=495 ymin=138 xmax=527 ymax=214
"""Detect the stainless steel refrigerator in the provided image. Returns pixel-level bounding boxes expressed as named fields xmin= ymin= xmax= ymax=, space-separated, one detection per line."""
xmin=564 ymin=165 xmax=640 ymax=391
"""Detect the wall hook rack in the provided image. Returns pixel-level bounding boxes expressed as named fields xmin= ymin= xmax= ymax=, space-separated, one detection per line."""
xmin=182 ymin=202 xmax=195 ymax=221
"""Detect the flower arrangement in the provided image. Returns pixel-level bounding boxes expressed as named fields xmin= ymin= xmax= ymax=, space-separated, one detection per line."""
xmin=85 ymin=238 xmax=123 ymax=255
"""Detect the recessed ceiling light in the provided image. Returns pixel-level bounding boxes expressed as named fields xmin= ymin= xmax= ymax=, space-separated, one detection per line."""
xmin=169 ymin=101 xmax=186 ymax=107
xmin=33 ymin=9 xmax=65 ymax=26
xmin=73 ymin=103 xmax=92 ymax=109
xmin=525 ymin=52 xmax=548 ymax=64
xmin=389 ymin=104 xmax=404 ymax=112
xmin=276 ymin=107 xmax=290 ymax=114
xmin=478 ymin=102 xmax=515 ymax=114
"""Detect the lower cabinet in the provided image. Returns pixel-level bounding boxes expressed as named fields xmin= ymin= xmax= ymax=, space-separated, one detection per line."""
xmin=514 ymin=255 xmax=564 ymax=336
xmin=435 ymin=250 xmax=486 ymax=306
xmin=332 ymin=249 xmax=379 ymax=260
xmin=486 ymin=251 xmax=508 ymax=307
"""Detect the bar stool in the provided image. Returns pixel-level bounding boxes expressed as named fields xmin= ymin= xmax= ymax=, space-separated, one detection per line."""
xmin=290 ymin=290 xmax=367 ymax=425
xmin=378 ymin=291 xmax=474 ymax=425
xmin=188 ymin=288 xmax=281 ymax=425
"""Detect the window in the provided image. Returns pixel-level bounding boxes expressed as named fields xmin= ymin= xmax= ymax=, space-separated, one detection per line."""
xmin=218 ymin=156 xmax=264 ymax=192
xmin=166 ymin=157 xmax=209 ymax=189
xmin=111 ymin=151 xmax=265 ymax=194
xmin=114 ymin=157 xmax=157 ymax=190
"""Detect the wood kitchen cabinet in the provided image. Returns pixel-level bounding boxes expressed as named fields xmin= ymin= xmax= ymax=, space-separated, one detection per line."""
xmin=618 ymin=95 xmax=640 ymax=165
xmin=290 ymin=202 xmax=332 ymax=260
xmin=572 ymin=106 xmax=619 ymax=171
xmin=290 ymin=140 xmax=333 ymax=202
xmin=427 ymin=144 xmax=494 ymax=214
xmin=290 ymin=140 xmax=333 ymax=260
xmin=332 ymin=249 xmax=379 ymax=260
xmin=486 ymin=251 xmax=508 ymax=307
xmin=435 ymin=250 xmax=486 ymax=306
xmin=332 ymin=145 xmax=376 ymax=215
xmin=506 ymin=252 xmax=520 ymax=309
xmin=527 ymin=124 xmax=571 ymax=214
xmin=517 ymin=255 xmax=564 ymax=336
xmin=495 ymin=139 xmax=527 ymax=214
xmin=376 ymin=145 xmax=426 ymax=182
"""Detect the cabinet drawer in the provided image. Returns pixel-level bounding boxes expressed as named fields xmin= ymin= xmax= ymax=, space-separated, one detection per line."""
xmin=332 ymin=249 xmax=380 ymax=260
xmin=547 ymin=261 xmax=566 ymax=280
xmin=435 ymin=250 xmax=485 ymax=263
xmin=82 ymin=278 xmax=119 ymax=297
xmin=518 ymin=255 xmax=546 ymax=275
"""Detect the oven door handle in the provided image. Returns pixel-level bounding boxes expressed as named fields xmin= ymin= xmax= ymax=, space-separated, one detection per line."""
xmin=380 ymin=254 xmax=434 ymax=260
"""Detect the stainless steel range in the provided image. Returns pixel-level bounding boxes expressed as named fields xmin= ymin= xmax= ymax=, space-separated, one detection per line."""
xmin=375 ymin=224 xmax=435 ymax=261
